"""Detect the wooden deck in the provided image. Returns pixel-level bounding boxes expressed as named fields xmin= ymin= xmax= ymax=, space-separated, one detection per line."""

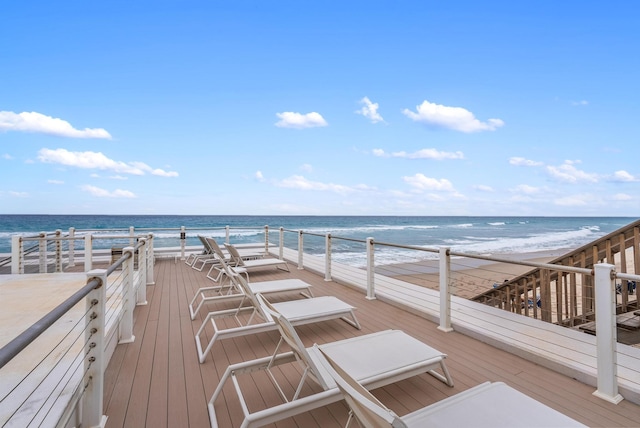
xmin=103 ymin=258 xmax=640 ymax=427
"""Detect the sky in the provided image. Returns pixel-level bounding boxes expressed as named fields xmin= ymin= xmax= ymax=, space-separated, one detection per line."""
xmin=1 ymin=1 xmax=638 ymax=216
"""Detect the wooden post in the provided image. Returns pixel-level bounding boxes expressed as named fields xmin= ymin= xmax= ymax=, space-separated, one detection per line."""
xmin=366 ymin=237 xmax=375 ymax=300
xmin=324 ymin=233 xmax=332 ymax=281
xmin=297 ymin=231 xmax=304 ymax=270
xmin=68 ymin=227 xmax=76 ymax=268
xmin=11 ymin=235 xmax=23 ymax=274
xmin=119 ymin=247 xmax=135 ymax=344
xmin=147 ymin=233 xmax=155 ymax=285
xmin=85 ymin=234 xmax=93 ymax=272
xmin=592 ymin=263 xmax=624 ymax=404
xmin=83 ymin=269 xmax=108 ymax=428
xmin=39 ymin=232 xmax=47 ymax=273
xmin=438 ymin=247 xmax=453 ymax=332
xmin=137 ymin=239 xmax=148 ymax=306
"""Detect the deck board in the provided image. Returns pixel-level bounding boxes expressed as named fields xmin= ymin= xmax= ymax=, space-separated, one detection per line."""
xmin=103 ymin=258 xmax=640 ymax=427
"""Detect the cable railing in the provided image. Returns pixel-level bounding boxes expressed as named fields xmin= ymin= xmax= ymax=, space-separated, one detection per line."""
xmin=0 ymin=238 xmax=150 ymax=427
xmin=1 ymin=221 xmax=639 ymax=425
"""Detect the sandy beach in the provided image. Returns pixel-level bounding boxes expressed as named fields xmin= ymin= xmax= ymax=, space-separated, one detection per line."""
xmin=376 ymin=249 xmax=569 ymax=299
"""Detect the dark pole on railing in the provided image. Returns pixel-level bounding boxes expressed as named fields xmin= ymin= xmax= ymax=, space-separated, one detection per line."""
xmin=0 ymin=277 xmax=102 ymax=370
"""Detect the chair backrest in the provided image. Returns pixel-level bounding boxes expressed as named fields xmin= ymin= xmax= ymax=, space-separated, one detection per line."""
xmin=198 ymin=235 xmax=213 ymax=254
xmin=223 ymin=243 xmax=245 ymax=266
xmin=205 ymin=237 xmax=227 ymax=260
xmin=256 ymin=293 xmax=328 ymax=388
xmin=314 ymin=345 xmax=406 ymax=428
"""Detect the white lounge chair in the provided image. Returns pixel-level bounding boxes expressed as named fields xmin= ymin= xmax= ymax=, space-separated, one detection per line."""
xmin=224 ymin=243 xmax=290 ymax=274
xmin=194 ymin=263 xmax=360 ymax=363
xmin=188 ymin=254 xmax=312 ymax=320
xmin=207 ymin=294 xmax=453 ymax=428
xmin=202 ymin=237 xmax=262 ymax=278
xmin=185 ymin=235 xmax=214 ymax=267
xmin=193 ymin=237 xmax=263 ymax=272
xmin=315 ymin=346 xmax=586 ymax=428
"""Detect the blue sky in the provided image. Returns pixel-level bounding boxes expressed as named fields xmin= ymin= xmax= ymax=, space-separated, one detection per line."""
xmin=1 ymin=1 xmax=638 ymax=216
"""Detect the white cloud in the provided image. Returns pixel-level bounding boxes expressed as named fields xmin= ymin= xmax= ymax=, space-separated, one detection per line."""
xmin=546 ymin=160 xmax=598 ymax=183
xmin=402 ymin=174 xmax=455 ymax=192
xmin=612 ymin=193 xmax=632 ymax=201
xmin=109 ymin=175 xmax=128 ymax=180
xmin=612 ymin=170 xmax=637 ymax=182
xmin=473 ymin=184 xmax=495 ymax=192
xmin=0 ymin=111 xmax=111 ymax=139
xmin=374 ymin=148 xmax=464 ymax=160
xmin=275 ymin=175 xmax=353 ymax=194
xmin=48 ymin=179 xmax=64 ymax=185
xmin=255 ymin=170 xmax=265 ymax=182
xmin=553 ymin=193 xmax=594 ymax=207
xmin=38 ymin=148 xmax=179 ymax=177
xmin=571 ymin=100 xmax=589 ymax=106
xmin=9 ymin=191 xmax=29 ymax=198
xmin=275 ymin=112 xmax=328 ymax=129
xmin=509 ymin=157 xmax=544 ymax=167
xmin=81 ymin=184 xmax=136 ymax=198
xmin=512 ymin=184 xmax=540 ymax=194
xmin=2 ymin=153 xmax=13 ymax=160
xmin=402 ymin=100 xmax=504 ymax=133
xmin=356 ymin=97 xmax=384 ymax=123
xmin=300 ymin=163 xmax=313 ymax=173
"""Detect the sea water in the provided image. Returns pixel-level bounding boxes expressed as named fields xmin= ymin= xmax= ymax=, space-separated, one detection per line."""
xmin=0 ymin=215 xmax=635 ymax=267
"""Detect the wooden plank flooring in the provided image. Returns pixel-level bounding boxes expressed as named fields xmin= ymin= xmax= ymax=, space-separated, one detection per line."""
xmin=103 ymin=258 xmax=640 ymax=427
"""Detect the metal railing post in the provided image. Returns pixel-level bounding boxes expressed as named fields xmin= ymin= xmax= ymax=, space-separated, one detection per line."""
xmin=11 ymin=235 xmax=23 ymax=274
xmin=366 ymin=237 xmax=375 ymax=300
xmin=68 ymin=227 xmax=76 ymax=267
xmin=84 ymin=234 xmax=93 ymax=272
xmin=129 ymin=226 xmax=135 ymax=247
xmin=592 ymin=263 xmax=624 ymax=404
xmin=55 ymin=229 xmax=62 ymax=272
xmin=438 ymin=247 xmax=453 ymax=332
xmin=120 ymin=247 xmax=136 ymax=344
xmin=265 ymin=225 xmax=270 ymax=255
xmin=297 ymin=231 xmax=304 ymax=270
xmin=137 ymin=239 xmax=148 ymax=306
xmin=225 ymin=226 xmax=230 ymax=244
xmin=180 ymin=226 xmax=186 ymax=261
xmin=39 ymin=231 xmax=47 ymax=273
xmin=147 ymin=233 xmax=155 ymax=285
xmin=279 ymin=227 xmax=284 ymax=260
xmin=325 ymin=233 xmax=332 ymax=281
xmin=83 ymin=269 xmax=108 ymax=428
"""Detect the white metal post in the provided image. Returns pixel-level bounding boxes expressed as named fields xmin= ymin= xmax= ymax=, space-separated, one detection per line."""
xmin=366 ymin=237 xmax=375 ymax=300
xmin=11 ymin=235 xmax=23 ymax=274
xmin=265 ymin=225 xmax=270 ymax=255
xmin=129 ymin=226 xmax=135 ymax=247
xmin=592 ymin=263 xmax=624 ymax=404
xmin=55 ymin=229 xmax=62 ymax=272
xmin=279 ymin=227 xmax=284 ymax=260
xmin=84 ymin=234 xmax=93 ymax=272
xmin=119 ymin=247 xmax=135 ymax=344
xmin=147 ymin=233 xmax=155 ymax=285
xmin=180 ymin=226 xmax=186 ymax=261
xmin=68 ymin=227 xmax=76 ymax=268
xmin=137 ymin=239 xmax=148 ymax=306
xmin=324 ymin=233 xmax=332 ymax=281
xmin=438 ymin=247 xmax=453 ymax=332
xmin=225 ymin=226 xmax=230 ymax=244
xmin=83 ymin=269 xmax=108 ymax=428
xmin=39 ymin=232 xmax=47 ymax=273
xmin=297 ymin=231 xmax=304 ymax=270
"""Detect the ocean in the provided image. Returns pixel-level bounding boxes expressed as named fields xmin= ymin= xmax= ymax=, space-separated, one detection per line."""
xmin=0 ymin=215 xmax=636 ymax=267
